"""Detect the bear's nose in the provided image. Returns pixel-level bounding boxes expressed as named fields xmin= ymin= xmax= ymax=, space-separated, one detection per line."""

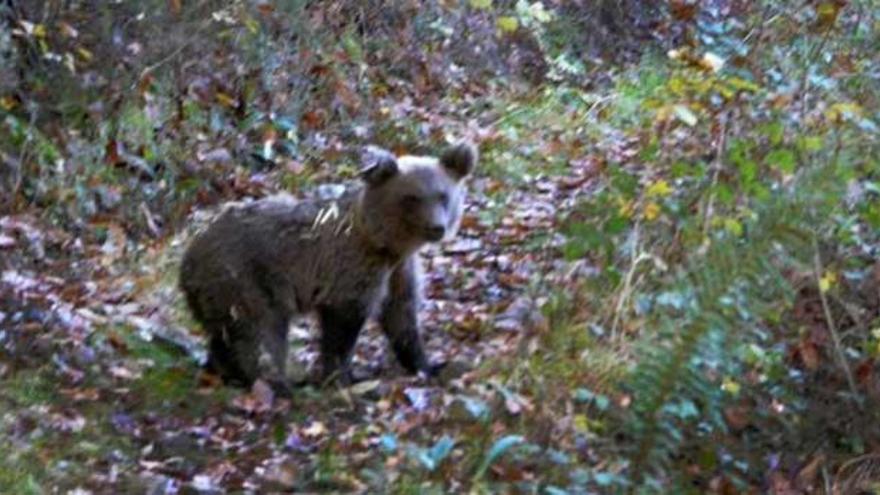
xmin=425 ymin=225 xmax=446 ymax=241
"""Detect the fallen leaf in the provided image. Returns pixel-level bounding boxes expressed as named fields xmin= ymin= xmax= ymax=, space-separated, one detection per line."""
xmin=673 ymin=104 xmax=698 ymax=126
xmin=231 ymin=379 xmax=275 ymax=414
xmin=0 ymin=234 xmax=15 ymax=248
xmin=302 ymin=421 xmax=327 ymax=437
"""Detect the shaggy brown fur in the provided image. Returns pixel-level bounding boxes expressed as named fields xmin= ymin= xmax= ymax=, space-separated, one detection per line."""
xmin=179 ymin=143 xmax=477 ymax=392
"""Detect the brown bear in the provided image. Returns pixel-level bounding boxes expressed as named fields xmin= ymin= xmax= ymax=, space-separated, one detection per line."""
xmin=179 ymin=142 xmax=477 ymax=393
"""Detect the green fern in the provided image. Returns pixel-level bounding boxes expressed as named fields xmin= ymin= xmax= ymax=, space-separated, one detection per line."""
xmin=625 ymin=160 xmax=848 ymax=485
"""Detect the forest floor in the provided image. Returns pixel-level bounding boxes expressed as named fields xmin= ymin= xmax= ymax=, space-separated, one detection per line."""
xmin=1 ymin=87 xmax=624 ymax=492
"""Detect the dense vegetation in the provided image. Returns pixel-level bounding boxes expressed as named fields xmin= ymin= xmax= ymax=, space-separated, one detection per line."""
xmin=2 ymin=1 xmax=879 ymax=492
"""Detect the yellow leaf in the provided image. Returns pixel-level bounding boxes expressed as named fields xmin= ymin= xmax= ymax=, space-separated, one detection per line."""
xmin=816 ymin=1 xmax=841 ymax=28
xmin=646 ymin=179 xmax=673 ymax=198
xmin=717 ymin=84 xmax=735 ymax=101
xmin=497 ymin=16 xmax=519 ymax=33
xmin=244 ymin=16 xmax=260 ymax=34
xmin=77 ymin=47 xmax=93 ymax=61
xmin=32 ymin=23 xmax=47 ymax=38
xmin=727 ymin=77 xmax=761 ymax=93
xmin=0 ymin=96 xmax=16 ymax=111
xmin=469 ymin=0 xmax=492 ymax=9
xmin=723 ymin=218 xmax=743 ymax=237
xmin=721 ymin=378 xmax=741 ymax=395
xmin=618 ymin=199 xmax=635 ymax=219
xmin=215 ymin=92 xmax=237 ymax=108
xmin=825 ymin=102 xmax=864 ymax=122
xmin=573 ymin=414 xmax=590 ymax=432
xmin=654 ymin=105 xmax=672 ymax=123
xmin=643 ymin=202 xmax=661 ymax=221
xmin=819 ymin=271 xmax=837 ymax=293
xmin=667 ymin=77 xmax=686 ymax=95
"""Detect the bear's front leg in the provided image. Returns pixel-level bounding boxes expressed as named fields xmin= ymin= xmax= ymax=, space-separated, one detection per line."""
xmin=318 ymin=303 xmax=368 ymax=384
xmin=380 ymin=257 xmax=443 ymax=376
xmin=209 ymin=318 xmax=261 ymax=387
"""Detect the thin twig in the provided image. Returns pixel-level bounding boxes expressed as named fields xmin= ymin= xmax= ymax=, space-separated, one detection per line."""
xmin=584 ymin=93 xmax=618 ymax=119
xmin=822 ymin=465 xmax=831 ymax=494
xmin=610 ymin=223 xmax=651 ymax=341
xmin=701 ymin=111 xmax=729 ymax=238
xmin=812 ymin=237 xmax=863 ymax=409
xmin=132 ymin=19 xmax=214 ymax=91
xmin=742 ymin=3 xmax=776 ymax=45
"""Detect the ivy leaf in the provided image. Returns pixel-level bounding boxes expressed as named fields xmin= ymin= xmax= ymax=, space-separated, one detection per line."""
xmin=469 ymin=0 xmax=492 ymax=9
xmin=341 ymin=31 xmax=363 ymax=63
xmin=766 ymin=149 xmax=796 ymax=174
xmin=380 ymin=433 xmax=398 ymax=452
xmin=427 ymin=436 xmax=455 ymax=466
xmin=723 ymin=218 xmax=743 ymax=237
xmin=475 ymin=435 xmax=524 ymax=479
xmin=572 ymin=388 xmax=595 ymax=403
xmin=764 ymin=121 xmax=784 ymax=146
xmin=459 ymin=396 xmax=490 ymax=420
xmin=412 ymin=436 xmax=455 ymax=471
xmin=738 ymin=158 xmax=758 ymax=187
xmin=594 ymin=472 xmax=617 ymax=486
xmin=798 ymin=135 xmax=824 ymax=152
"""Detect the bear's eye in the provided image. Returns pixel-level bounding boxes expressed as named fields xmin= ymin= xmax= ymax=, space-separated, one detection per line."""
xmin=402 ymin=194 xmax=421 ymax=206
xmin=437 ymin=193 xmax=449 ymax=206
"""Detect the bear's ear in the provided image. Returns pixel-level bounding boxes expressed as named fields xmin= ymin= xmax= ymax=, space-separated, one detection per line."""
xmin=440 ymin=142 xmax=477 ymax=179
xmin=359 ymin=146 xmax=399 ymax=186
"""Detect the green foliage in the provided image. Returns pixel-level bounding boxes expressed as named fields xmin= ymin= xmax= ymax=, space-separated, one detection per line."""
xmin=627 ymin=169 xmax=825 ymax=478
xmin=552 ymin=1 xmax=880 ymax=488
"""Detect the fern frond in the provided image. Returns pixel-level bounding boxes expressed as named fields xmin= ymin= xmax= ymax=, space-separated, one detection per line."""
xmin=625 ymin=161 xmax=846 ymax=484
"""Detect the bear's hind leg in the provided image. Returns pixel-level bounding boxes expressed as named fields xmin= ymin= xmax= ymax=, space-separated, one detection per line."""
xmin=206 ymin=331 xmax=242 ymax=384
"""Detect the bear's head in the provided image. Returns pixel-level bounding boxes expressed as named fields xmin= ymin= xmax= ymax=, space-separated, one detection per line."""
xmin=357 ymin=142 xmax=477 ymax=257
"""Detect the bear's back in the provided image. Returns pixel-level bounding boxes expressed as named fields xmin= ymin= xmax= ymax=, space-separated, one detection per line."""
xmin=179 ymin=189 xmax=392 ymax=322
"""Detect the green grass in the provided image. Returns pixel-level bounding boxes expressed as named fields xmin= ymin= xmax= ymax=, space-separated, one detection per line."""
xmin=0 ymin=367 xmax=140 ymax=492
xmin=2 ymin=371 xmax=54 ymax=406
